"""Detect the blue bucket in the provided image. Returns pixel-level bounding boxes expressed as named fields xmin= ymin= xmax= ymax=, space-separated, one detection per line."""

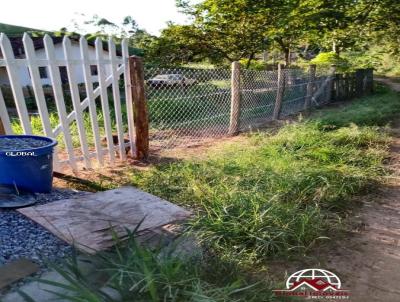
xmin=0 ymin=135 xmax=58 ymax=193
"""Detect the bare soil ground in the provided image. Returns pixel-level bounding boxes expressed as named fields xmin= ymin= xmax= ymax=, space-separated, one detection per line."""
xmin=270 ymin=78 xmax=400 ymax=302
xmin=324 ymin=78 xmax=400 ymax=301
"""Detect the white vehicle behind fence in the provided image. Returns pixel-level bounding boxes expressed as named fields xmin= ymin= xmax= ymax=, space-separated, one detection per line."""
xmin=147 ymin=74 xmax=197 ymax=88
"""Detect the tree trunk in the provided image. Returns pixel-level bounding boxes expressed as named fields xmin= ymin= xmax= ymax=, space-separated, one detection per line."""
xmin=245 ymin=52 xmax=255 ymax=69
xmin=332 ymin=41 xmax=340 ymax=55
xmin=284 ymin=48 xmax=290 ymax=66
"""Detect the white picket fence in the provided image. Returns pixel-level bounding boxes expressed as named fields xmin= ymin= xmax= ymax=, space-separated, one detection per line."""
xmin=0 ymin=33 xmax=135 ymax=171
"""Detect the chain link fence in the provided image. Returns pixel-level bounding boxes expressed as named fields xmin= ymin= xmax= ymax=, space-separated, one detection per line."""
xmin=239 ymin=69 xmax=278 ymax=130
xmin=145 ymin=68 xmax=232 ymax=149
xmin=144 ymin=65 xmax=369 ymax=150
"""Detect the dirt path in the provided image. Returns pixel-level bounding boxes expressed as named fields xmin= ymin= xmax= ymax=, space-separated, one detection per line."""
xmin=322 ymin=78 xmax=400 ymax=301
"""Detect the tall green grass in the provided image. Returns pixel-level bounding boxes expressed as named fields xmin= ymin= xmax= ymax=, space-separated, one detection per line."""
xmin=132 ymin=122 xmax=388 ymax=262
xmin=313 ymin=85 xmax=400 ymax=127
xmin=20 ymin=231 xmax=276 ymax=302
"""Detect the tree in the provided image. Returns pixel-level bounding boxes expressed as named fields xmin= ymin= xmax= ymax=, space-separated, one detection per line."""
xmin=144 ymin=24 xmax=210 ymax=65
xmin=68 ymin=14 xmax=156 ymax=53
xmin=174 ymin=0 xmax=355 ymax=66
xmin=175 ymin=0 xmax=274 ymax=66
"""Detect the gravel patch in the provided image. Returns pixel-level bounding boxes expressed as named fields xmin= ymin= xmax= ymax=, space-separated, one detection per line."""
xmin=0 ymin=189 xmax=89 ymax=266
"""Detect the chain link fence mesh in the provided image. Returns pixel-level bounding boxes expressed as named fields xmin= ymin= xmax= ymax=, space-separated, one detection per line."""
xmin=145 ymin=67 xmax=332 ymax=149
xmin=145 ymin=68 xmax=231 ymax=149
xmin=239 ymin=69 xmax=278 ymax=130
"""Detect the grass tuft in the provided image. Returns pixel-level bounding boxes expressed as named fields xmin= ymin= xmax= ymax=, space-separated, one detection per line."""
xmin=20 ymin=231 xmax=276 ymax=302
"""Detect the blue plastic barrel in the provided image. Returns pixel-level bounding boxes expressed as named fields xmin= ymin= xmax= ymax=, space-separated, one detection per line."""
xmin=0 ymin=135 xmax=58 ymax=193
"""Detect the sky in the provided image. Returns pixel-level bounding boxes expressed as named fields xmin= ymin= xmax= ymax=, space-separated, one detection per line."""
xmin=0 ymin=0 xmax=190 ymax=35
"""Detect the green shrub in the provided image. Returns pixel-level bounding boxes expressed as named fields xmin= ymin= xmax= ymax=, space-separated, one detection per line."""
xmin=310 ymin=52 xmax=350 ymax=73
xmin=239 ymin=59 xmax=267 ymax=70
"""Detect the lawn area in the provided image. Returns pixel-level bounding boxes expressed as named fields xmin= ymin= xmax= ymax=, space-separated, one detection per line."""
xmin=313 ymin=85 xmax=400 ymax=127
xmin=31 ymin=85 xmax=399 ymax=301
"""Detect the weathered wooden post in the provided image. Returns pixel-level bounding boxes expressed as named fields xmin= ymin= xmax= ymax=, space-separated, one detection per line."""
xmin=229 ymin=61 xmax=241 ymax=135
xmin=325 ymin=64 xmax=336 ymax=102
xmin=273 ymin=63 xmax=286 ymax=120
xmin=335 ymin=73 xmax=342 ymax=101
xmin=355 ymin=69 xmax=365 ymax=97
xmin=343 ymin=73 xmax=350 ymax=100
xmin=363 ymin=68 xmax=373 ymax=94
xmin=366 ymin=68 xmax=374 ymax=94
xmin=128 ymin=56 xmax=149 ymax=160
xmin=349 ymin=72 xmax=356 ymax=98
xmin=304 ymin=64 xmax=316 ymax=113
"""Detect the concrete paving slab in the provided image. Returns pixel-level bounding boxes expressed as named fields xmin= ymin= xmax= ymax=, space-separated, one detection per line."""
xmin=17 ymin=186 xmax=191 ymax=253
xmin=0 ymin=259 xmax=39 ymax=290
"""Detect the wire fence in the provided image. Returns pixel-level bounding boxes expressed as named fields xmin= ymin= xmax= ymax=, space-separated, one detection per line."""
xmin=145 ymin=68 xmax=232 ymax=149
xmin=144 ymin=66 xmax=337 ymax=149
xmin=0 ymin=56 xmax=374 ymax=161
xmin=0 ymin=33 xmax=374 ymax=168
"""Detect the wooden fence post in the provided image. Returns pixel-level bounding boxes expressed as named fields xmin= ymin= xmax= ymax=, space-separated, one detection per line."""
xmin=335 ymin=73 xmax=342 ymax=101
xmin=304 ymin=64 xmax=316 ymax=113
xmin=229 ymin=61 xmax=241 ymax=135
xmin=325 ymin=64 xmax=336 ymax=102
xmin=343 ymin=73 xmax=350 ymax=100
xmin=349 ymin=72 xmax=356 ymax=98
xmin=128 ymin=56 xmax=149 ymax=160
xmin=366 ymin=68 xmax=374 ymax=94
xmin=355 ymin=69 xmax=364 ymax=97
xmin=273 ymin=63 xmax=286 ymax=120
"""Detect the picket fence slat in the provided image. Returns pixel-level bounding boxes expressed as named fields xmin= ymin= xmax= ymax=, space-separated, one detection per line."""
xmin=122 ymin=39 xmax=135 ymax=156
xmin=108 ymin=38 xmax=125 ymax=160
xmin=0 ymin=58 xmax=124 ymax=67
xmin=0 ymin=88 xmax=13 ymax=134
xmin=0 ymin=33 xmax=32 ymax=134
xmin=57 ymin=142 xmax=131 ymax=164
xmin=22 ymin=34 xmax=53 ymax=138
xmin=80 ymin=36 xmax=103 ymax=165
xmin=0 ymin=33 xmax=134 ymax=171
xmin=63 ymin=37 xmax=92 ymax=168
xmin=23 ymin=34 xmax=60 ymax=169
xmin=52 ymin=65 xmax=124 ymax=137
xmin=44 ymin=34 xmax=77 ymax=170
xmin=95 ymin=37 xmax=115 ymax=164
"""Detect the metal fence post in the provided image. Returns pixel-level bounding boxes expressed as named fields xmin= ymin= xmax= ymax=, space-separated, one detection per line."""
xmin=273 ymin=63 xmax=286 ymax=120
xmin=325 ymin=64 xmax=336 ymax=102
xmin=129 ymin=56 xmax=149 ymax=160
xmin=229 ymin=61 xmax=241 ymax=135
xmin=304 ymin=64 xmax=316 ymax=113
